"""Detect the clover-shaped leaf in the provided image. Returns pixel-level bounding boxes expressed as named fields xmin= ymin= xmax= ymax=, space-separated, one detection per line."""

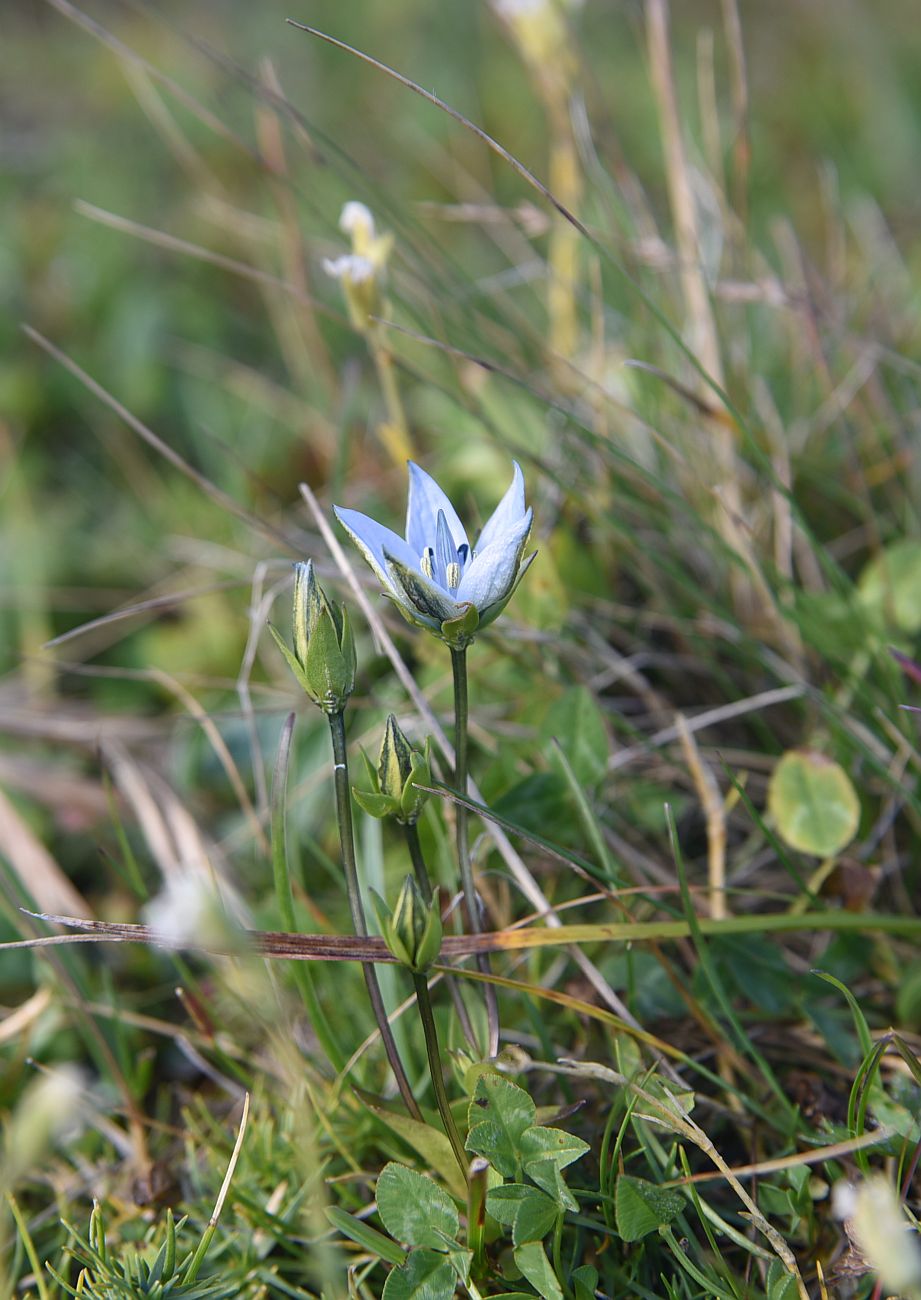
xmin=465 ymin=1075 xmax=536 ymax=1178
xmin=381 ymin=1248 xmax=457 ymax=1300
xmin=377 ymin=1163 xmax=459 ymax=1251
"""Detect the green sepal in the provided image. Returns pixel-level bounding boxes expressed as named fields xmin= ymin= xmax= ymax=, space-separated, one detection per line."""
xmin=414 ymin=889 xmax=443 ymax=971
xmin=400 ymin=741 xmax=433 ymax=825
xmin=301 ymin=604 xmax=350 ymax=712
xmin=339 ymin=602 xmax=358 ymax=686
xmin=370 ymin=889 xmax=414 ymax=968
xmin=439 ymin=602 xmax=479 ymax=649
xmin=375 ymin=877 xmax=442 ymax=972
xmin=269 ymin=623 xmax=314 ymax=697
xmin=358 ymin=747 xmax=381 ymax=791
xmin=380 ymin=714 xmax=415 ymax=802
xmin=352 ymin=787 xmax=400 ymax=820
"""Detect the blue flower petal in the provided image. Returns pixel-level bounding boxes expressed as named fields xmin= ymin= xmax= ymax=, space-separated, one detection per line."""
xmin=406 ymin=462 xmax=468 ymax=557
xmin=456 ymin=509 xmax=532 ymax=612
xmin=473 ymin=462 xmax=527 ymax=555
xmin=333 ymin=507 xmax=418 ymax=596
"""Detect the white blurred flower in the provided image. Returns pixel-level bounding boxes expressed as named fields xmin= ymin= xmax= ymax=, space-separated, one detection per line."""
xmin=143 ymin=873 xmax=228 ymax=950
xmin=339 ymin=201 xmax=376 ymax=245
xmin=325 ymin=202 xmax=394 ymax=330
xmin=834 ymin=1175 xmax=921 ymax=1295
xmin=322 ymin=253 xmax=375 ymax=284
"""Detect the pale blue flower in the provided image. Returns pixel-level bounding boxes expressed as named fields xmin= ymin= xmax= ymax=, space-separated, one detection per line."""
xmin=334 ymin=462 xmax=535 ymax=646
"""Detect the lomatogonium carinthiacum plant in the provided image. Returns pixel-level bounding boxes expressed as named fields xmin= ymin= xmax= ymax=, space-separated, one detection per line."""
xmin=270 ymin=560 xmax=421 ymax=1119
xmin=335 ymin=461 xmax=536 ymax=1056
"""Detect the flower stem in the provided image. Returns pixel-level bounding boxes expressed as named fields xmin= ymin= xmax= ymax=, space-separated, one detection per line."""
xmin=272 ymin=713 xmax=345 ymax=1074
xmin=450 ymin=647 xmax=499 ymax=1058
xmin=411 ymin=971 xmax=468 ymax=1181
xmin=328 ymin=710 xmax=422 ymax=1120
xmin=404 ymin=821 xmax=479 ymax=1053
xmin=368 ymin=322 xmax=413 ymax=467
xmin=404 ymin=821 xmax=434 ymax=899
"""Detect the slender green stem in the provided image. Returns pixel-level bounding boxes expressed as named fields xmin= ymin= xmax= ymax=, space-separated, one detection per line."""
xmin=404 ymin=821 xmax=434 ymax=899
xmin=328 ymin=711 xmax=422 ymax=1120
xmin=450 ymin=647 xmax=499 ymax=1057
xmin=272 ymin=714 xmax=345 ymax=1073
xmin=404 ymin=821 xmax=479 ymax=1053
xmin=412 ymin=971 xmax=468 ymax=1180
xmin=466 ymin=1157 xmax=489 ymax=1279
xmin=368 ymin=322 xmax=412 ymax=464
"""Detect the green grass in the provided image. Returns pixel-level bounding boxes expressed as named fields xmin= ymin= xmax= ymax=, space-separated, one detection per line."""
xmin=3 ymin=1 xmax=921 ymax=1297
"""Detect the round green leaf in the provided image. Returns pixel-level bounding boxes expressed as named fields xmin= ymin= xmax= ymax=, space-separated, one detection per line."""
xmin=382 ymin=1249 xmax=457 ymax=1300
xmin=376 ymin=1163 xmax=459 ymax=1251
xmin=767 ymin=749 xmax=860 ymax=857
xmin=858 ymin=539 xmax=921 ymax=633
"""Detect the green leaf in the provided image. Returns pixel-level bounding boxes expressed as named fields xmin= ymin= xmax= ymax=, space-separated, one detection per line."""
xmin=614 ymin=1175 xmax=684 ymax=1241
xmin=520 ymin=1125 xmax=590 ymax=1207
xmin=325 ymin=1207 xmax=406 ymax=1267
xmin=767 ymin=1260 xmax=801 ymax=1300
xmin=443 ymin=1244 xmax=473 ymax=1284
xmin=369 ymin=1107 xmax=468 ymax=1201
xmin=485 ymin=1183 xmax=533 ymax=1227
xmin=376 ymin=1164 xmax=460 ymax=1251
xmin=767 ymin=749 xmax=860 ymax=857
xmin=572 ymin=1265 xmax=599 ymax=1300
xmin=512 ymin=1191 xmax=559 ymax=1247
xmin=512 ymin=1241 xmax=564 ymax=1300
xmin=542 ymin=687 xmax=609 ymax=786
xmin=485 ymin=1185 xmax=558 ymax=1244
xmin=520 ymin=1126 xmax=590 ymax=1175
xmin=382 ymin=1248 xmax=458 ymax=1300
xmin=466 ymin=1076 xmax=536 ymax=1177
xmin=858 ymin=538 xmax=921 ymax=632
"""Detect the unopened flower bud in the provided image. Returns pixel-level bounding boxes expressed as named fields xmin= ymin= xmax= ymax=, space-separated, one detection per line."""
xmin=372 ymin=875 xmax=443 ymax=973
xmin=271 ymin=560 xmax=356 ymax=714
xmin=354 ymin=715 xmax=432 ymax=825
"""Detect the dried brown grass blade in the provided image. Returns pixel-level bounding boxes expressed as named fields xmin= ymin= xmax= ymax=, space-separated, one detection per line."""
xmin=0 ymin=786 xmax=92 ymax=918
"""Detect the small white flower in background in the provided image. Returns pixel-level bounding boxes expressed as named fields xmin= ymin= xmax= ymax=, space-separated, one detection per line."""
xmin=339 ymin=201 xmax=376 ymax=248
xmin=334 ymin=461 xmax=535 ymax=648
xmin=324 ymin=200 xmax=394 ymax=330
xmin=321 ymin=253 xmax=375 ymax=284
xmin=143 ymin=873 xmax=229 ymax=951
xmin=833 ymin=1175 xmax=921 ymax=1295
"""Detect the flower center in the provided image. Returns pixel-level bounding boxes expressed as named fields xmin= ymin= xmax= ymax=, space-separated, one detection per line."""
xmin=418 ymin=510 xmax=471 ymax=593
